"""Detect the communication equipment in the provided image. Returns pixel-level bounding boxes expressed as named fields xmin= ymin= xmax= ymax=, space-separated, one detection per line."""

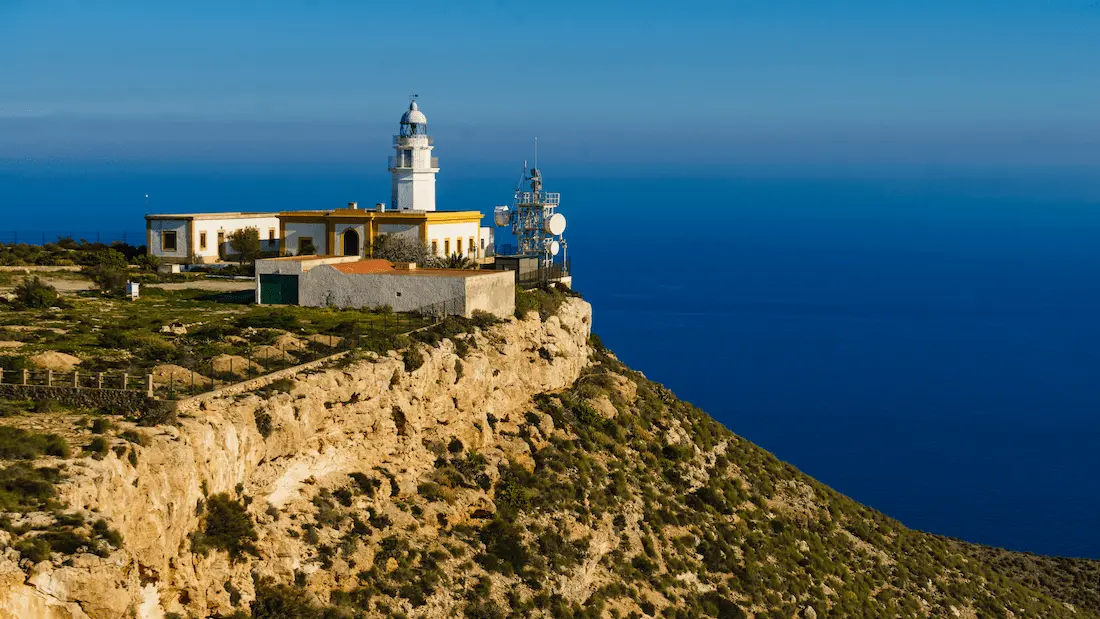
xmin=494 ymin=139 xmax=569 ymax=271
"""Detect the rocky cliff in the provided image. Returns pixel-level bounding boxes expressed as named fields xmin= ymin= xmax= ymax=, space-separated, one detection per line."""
xmin=0 ymin=298 xmax=591 ymax=618
xmin=1 ymin=293 xmax=1097 ymax=619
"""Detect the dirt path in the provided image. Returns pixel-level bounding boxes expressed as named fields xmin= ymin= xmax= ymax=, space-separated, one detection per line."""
xmin=147 ymin=280 xmax=254 ymax=292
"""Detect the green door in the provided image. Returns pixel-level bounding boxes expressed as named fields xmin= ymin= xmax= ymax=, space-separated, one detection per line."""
xmin=259 ymin=274 xmax=299 ymax=305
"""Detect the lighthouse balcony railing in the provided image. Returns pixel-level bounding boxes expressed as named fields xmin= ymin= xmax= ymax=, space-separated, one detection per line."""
xmin=388 ymin=156 xmax=440 ymax=169
xmin=393 ymin=135 xmax=434 ymax=145
xmin=514 ymin=192 xmax=560 ymax=206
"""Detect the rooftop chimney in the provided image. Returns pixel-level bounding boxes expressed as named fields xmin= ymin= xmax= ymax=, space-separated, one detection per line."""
xmin=376 ymin=202 xmax=386 ymax=212
xmin=348 ymin=202 xmax=358 ymax=209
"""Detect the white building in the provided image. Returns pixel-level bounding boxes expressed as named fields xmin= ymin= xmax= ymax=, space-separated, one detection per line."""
xmin=255 ymin=256 xmax=515 ymax=318
xmin=146 ymin=100 xmax=490 ymax=265
xmin=145 ymin=212 xmax=280 ymax=265
xmin=388 ymin=100 xmax=439 ymax=212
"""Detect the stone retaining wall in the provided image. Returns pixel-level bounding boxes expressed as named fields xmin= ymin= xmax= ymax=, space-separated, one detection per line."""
xmin=0 ymin=383 xmax=164 ymax=415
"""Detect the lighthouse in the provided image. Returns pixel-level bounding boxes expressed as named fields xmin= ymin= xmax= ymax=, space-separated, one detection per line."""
xmin=388 ymin=99 xmax=439 ymax=211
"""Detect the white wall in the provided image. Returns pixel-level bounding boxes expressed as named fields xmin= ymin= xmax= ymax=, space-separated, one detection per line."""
xmin=297 ymin=266 xmax=514 ymax=318
xmin=377 ymin=222 xmax=421 ymax=242
xmin=392 ymin=171 xmax=436 ymax=212
xmin=191 ymin=216 xmax=280 ymax=262
xmin=147 ymin=219 xmax=190 ymax=261
xmin=283 ymin=222 xmax=328 ymax=255
xmin=426 ymin=221 xmax=480 ymax=257
xmin=334 ymin=222 xmax=367 ymax=257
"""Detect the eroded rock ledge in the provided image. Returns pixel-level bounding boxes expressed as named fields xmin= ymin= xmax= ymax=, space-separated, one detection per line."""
xmin=0 ymin=298 xmax=592 ymax=619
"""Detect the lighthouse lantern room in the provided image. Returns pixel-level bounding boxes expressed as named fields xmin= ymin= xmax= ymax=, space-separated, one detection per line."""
xmin=388 ymin=98 xmax=439 ymax=212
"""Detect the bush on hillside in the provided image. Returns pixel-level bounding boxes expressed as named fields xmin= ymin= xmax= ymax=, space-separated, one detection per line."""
xmin=0 ymin=427 xmax=70 ymax=459
xmin=11 ymin=277 xmax=60 ymax=309
xmin=191 ymin=493 xmax=258 ymax=561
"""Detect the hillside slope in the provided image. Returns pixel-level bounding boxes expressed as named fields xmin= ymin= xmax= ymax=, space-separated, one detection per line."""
xmin=0 ymin=292 xmax=1095 ymax=618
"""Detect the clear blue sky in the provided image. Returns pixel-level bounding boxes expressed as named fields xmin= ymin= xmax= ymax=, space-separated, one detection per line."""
xmin=2 ymin=1 xmax=1099 ymax=171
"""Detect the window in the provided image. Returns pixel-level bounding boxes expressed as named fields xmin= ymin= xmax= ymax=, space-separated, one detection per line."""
xmin=298 ymin=237 xmax=314 ymax=255
xmin=199 ymin=232 xmax=207 ymax=250
xmin=444 ymin=239 xmax=450 ymax=256
xmin=456 ymin=238 xmax=462 ymax=256
xmin=162 ymin=231 xmax=177 ymax=252
xmin=268 ymin=228 xmax=276 ymax=241
xmin=431 ymin=239 xmax=438 ymax=255
xmin=469 ymin=237 xmax=475 ymax=255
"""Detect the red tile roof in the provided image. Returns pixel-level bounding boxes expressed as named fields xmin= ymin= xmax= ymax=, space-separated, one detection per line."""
xmin=330 ymin=259 xmax=396 ymax=274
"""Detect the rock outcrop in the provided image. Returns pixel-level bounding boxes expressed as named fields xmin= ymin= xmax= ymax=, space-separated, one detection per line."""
xmin=0 ymin=298 xmax=591 ymax=618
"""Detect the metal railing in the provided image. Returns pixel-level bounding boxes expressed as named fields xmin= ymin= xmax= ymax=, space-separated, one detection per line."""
xmin=516 ymin=262 xmax=571 ymax=288
xmin=514 ymin=192 xmax=560 ymax=206
xmin=387 ymin=156 xmax=439 ymax=170
xmin=392 ymin=135 xmax=434 ymax=145
xmin=0 ymin=369 xmax=151 ymax=393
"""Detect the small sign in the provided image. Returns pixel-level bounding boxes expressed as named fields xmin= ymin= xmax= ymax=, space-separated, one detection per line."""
xmin=125 ymin=281 xmax=140 ymax=300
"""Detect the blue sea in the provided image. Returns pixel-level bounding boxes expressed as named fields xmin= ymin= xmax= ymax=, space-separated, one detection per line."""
xmin=2 ymin=166 xmax=1099 ymax=559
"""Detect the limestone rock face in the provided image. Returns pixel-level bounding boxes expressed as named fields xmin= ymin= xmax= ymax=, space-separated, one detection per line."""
xmin=0 ymin=299 xmax=592 ymax=618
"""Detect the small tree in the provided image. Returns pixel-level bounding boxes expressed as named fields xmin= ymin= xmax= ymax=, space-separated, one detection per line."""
xmin=440 ymin=253 xmax=475 ymax=269
xmin=372 ymin=233 xmax=438 ymax=267
xmin=228 ymin=227 xmax=262 ymax=268
xmin=298 ymin=241 xmax=317 ymax=256
xmin=12 ymin=277 xmax=59 ymax=309
xmin=84 ymin=249 xmax=129 ymax=294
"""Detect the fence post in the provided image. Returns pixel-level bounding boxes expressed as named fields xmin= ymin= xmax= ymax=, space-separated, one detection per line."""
xmin=145 ymin=374 xmax=154 ymax=398
xmin=122 ymin=373 xmax=129 ymax=391
xmin=0 ymin=369 xmax=3 ymax=384
xmin=72 ymin=371 xmax=79 ymax=388
xmin=191 ymin=370 xmax=195 ymax=396
xmin=97 ymin=372 xmax=104 ymax=389
xmin=46 ymin=370 xmax=53 ymax=387
xmin=169 ymin=374 xmax=174 ymax=399
xmin=21 ymin=369 xmax=28 ymax=386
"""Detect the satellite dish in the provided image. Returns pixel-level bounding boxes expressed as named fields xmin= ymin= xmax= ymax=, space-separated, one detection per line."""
xmin=544 ymin=213 xmax=566 ymax=236
xmin=550 ymin=240 xmax=561 ymax=256
xmin=494 ymin=205 xmax=510 ymax=227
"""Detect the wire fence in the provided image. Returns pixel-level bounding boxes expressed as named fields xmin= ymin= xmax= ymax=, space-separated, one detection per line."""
xmin=0 ymin=296 xmax=465 ymax=401
xmin=0 ymin=231 xmax=146 ymax=247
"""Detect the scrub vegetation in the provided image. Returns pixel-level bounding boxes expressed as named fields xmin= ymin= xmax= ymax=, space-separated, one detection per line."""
xmin=256 ymin=324 xmax=1096 ymax=618
xmin=0 ymin=286 xmax=434 ymax=398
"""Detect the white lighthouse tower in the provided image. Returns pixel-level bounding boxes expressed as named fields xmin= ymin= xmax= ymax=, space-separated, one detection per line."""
xmin=388 ymin=98 xmax=439 ymax=211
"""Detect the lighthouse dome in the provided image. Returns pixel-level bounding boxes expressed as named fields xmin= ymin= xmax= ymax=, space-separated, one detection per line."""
xmin=400 ymin=100 xmax=427 ymax=125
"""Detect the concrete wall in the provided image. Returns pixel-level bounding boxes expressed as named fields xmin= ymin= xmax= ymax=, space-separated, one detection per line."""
xmin=299 ymin=265 xmax=467 ymax=313
xmin=426 ymin=221 xmax=480 ymax=258
xmin=255 ymin=256 xmax=362 ymax=304
xmin=147 ymin=219 xmax=190 ymax=262
xmin=191 ymin=216 xmax=280 ymax=263
xmin=463 ymin=270 xmax=516 ymax=317
xmin=282 ymin=222 xmax=328 ymax=255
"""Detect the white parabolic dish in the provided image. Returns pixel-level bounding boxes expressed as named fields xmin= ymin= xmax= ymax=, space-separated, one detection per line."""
xmin=550 ymin=241 xmax=560 ymax=256
xmin=544 ymin=213 xmax=567 ymax=235
xmin=494 ymin=206 xmax=510 ymax=227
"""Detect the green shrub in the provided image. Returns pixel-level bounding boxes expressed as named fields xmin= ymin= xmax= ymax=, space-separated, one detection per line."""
xmin=84 ymin=437 xmax=109 ymax=459
xmin=255 ymin=411 xmax=274 ymax=438
xmin=0 ymin=464 xmax=62 ymax=512
xmin=119 ymin=429 xmax=146 ymax=446
xmin=12 ymin=277 xmax=60 ymax=309
xmin=15 ymin=537 xmax=51 ymax=562
xmin=403 ymin=347 xmax=425 ymax=372
xmin=250 ymin=579 xmax=327 ymax=619
xmin=0 ymin=426 xmax=70 ymax=459
xmin=191 ymin=493 xmax=258 ymax=561
xmin=90 ymin=418 xmax=112 ymax=434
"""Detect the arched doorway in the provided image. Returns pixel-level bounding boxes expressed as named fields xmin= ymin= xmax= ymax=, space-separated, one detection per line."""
xmin=342 ymin=229 xmax=360 ymax=256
